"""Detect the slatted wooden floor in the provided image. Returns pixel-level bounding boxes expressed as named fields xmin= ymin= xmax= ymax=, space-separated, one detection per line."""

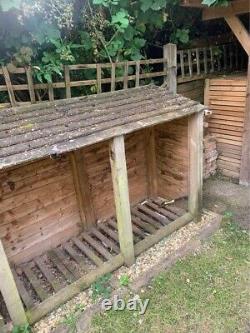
xmin=12 ymin=197 xmax=186 ymax=310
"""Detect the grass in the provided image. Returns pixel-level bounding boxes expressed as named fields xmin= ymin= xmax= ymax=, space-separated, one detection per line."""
xmin=91 ymin=220 xmax=250 ymax=333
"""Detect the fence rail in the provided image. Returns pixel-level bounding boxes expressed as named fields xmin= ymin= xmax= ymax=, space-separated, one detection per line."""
xmin=0 ymin=41 xmax=247 ymax=109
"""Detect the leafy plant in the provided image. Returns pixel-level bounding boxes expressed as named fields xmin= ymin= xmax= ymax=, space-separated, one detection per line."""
xmin=61 ymin=303 xmax=85 ymax=333
xmin=91 ymin=273 xmax=112 ymax=300
xmin=202 ymin=0 xmax=229 ymax=7
xmin=12 ymin=324 xmax=31 ymax=333
xmin=119 ymin=274 xmax=130 ymax=287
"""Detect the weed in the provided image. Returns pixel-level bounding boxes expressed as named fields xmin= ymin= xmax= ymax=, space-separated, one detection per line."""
xmin=12 ymin=324 xmax=31 ymax=333
xmin=91 ymin=273 xmax=112 ymax=300
xmin=119 ymin=274 xmax=130 ymax=287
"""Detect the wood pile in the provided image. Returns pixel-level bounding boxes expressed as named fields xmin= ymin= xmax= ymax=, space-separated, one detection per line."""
xmin=203 ymin=132 xmax=218 ymax=179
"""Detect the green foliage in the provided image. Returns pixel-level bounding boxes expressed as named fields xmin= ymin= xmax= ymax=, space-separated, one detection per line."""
xmin=119 ymin=274 xmax=130 ymax=287
xmin=12 ymin=324 xmax=31 ymax=333
xmin=61 ymin=303 xmax=85 ymax=333
xmin=91 ymin=273 xmax=112 ymax=300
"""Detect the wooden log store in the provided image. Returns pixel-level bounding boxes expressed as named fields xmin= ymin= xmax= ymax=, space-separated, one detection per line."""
xmin=0 ymin=65 xmax=205 ymax=324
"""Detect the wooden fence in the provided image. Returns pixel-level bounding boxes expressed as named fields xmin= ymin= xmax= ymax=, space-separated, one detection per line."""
xmin=0 ymin=41 xmax=247 ymax=109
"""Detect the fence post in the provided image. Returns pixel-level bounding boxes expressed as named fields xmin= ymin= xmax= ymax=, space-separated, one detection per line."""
xmin=163 ymin=43 xmax=177 ymax=94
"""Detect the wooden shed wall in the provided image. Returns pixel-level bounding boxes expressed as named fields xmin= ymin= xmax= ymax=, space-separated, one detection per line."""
xmin=178 ymin=80 xmax=205 ymax=104
xmin=83 ymin=131 xmax=148 ymax=221
xmin=0 ymin=156 xmax=81 ymax=264
xmin=206 ymin=77 xmax=247 ymax=178
xmin=155 ymin=117 xmax=189 ymax=199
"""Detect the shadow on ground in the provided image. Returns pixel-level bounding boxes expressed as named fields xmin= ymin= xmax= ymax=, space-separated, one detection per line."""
xmin=203 ymin=178 xmax=250 ymax=230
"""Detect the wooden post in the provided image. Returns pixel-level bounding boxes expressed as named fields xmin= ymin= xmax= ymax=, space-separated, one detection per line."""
xmin=0 ymin=240 xmax=27 ymax=326
xmin=144 ymin=127 xmax=158 ymax=197
xmin=70 ymin=150 xmax=96 ymax=228
xmin=188 ymin=111 xmax=203 ymax=219
xmin=164 ymin=43 xmax=177 ymax=94
xmin=109 ymin=135 xmax=135 ymax=266
xmin=239 ymin=57 xmax=250 ymax=185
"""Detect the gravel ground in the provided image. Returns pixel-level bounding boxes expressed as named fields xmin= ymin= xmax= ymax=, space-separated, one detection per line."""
xmin=33 ymin=211 xmax=213 ymax=333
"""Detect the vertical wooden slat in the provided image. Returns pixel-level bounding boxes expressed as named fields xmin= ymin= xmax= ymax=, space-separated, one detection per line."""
xmin=164 ymin=43 xmax=177 ymax=94
xmin=203 ymin=48 xmax=208 ymax=74
xmin=26 ymin=67 xmax=36 ymax=103
xmin=239 ymin=57 xmax=250 ymax=185
xmin=188 ymin=111 xmax=203 ymax=219
xmin=188 ymin=50 xmax=193 ymax=77
xmin=109 ymin=135 xmax=135 ymax=266
xmin=2 ymin=66 xmax=17 ymax=106
xmin=97 ymin=64 xmax=102 ymax=93
xmin=70 ymin=151 xmax=96 ymax=228
xmin=196 ymin=48 xmax=200 ymax=76
xmin=210 ymin=47 xmax=214 ymax=73
xmin=217 ymin=50 xmax=221 ymax=72
xmin=223 ymin=44 xmax=227 ymax=70
xmin=135 ymin=61 xmax=140 ymax=87
xmin=48 ymin=84 xmax=54 ymax=101
xmin=235 ymin=44 xmax=239 ymax=69
xmin=204 ymin=79 xmax=210 ymax=106
xmin=111 ymin=63 xmax=116 ymax=92
xmin=123 ymin=62 xmax=128 ymax=90
xmin=180 ymin=50 xmax=185 ymax=78
xmin=144 ymin=128 xmax=157 ymax=197
xmin=229 ymin=43 xmax=233 ymax=69
xmin=64 ymin=65 xmax=71 ymax=99
xmin=0 ymin=240 xmax=27 ymax=326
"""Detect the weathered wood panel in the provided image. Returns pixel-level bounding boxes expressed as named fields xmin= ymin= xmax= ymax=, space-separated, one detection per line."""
xmin=206 ymin=77 xmax=247 ymax=179
xmin=0 ymin=156 xmax=81 ymax=264
xmin=178 ymin=79 xmax=205 ymax=103
xmin=82 ymin=131 xmax=148 ymax=221
xmin=155 ymin=118 xmax=189 ymax=199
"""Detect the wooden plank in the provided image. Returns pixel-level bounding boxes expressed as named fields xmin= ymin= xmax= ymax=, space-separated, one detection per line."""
xmin=144 ymin=128 xmax=157 ymax=197
xmin=48 ymin=250 xmax=76 ymax=282
xmin=131 ymin=216 xmax=156 ymax=234
xmin=196 ymin=48 xmax=200 ymax=75
xmin=202 ymin=0 xmax=250 ymax=21
xmin=64 ymin=66 xmax=71 ymax=98
xmin=12 ymin=269 xmax=34 ymax=309
xmin=135 ymin=61 xmax=140 ymax=87
xmin=164 ymin=43 xmax=177 ymax=93
xmin=210 ymin=47 xmax=214 ymax=72
xmin=137 ymin=204 xmax=168 ymax=225
xmin=109 ymin=135 xmax=135 ymax=266
xmin=2 ymin=66 xmax=17 ymax=106
xmin=204 ymin=79 xmax=210 ymax=106
xmin=132 ymin=208 xmax=160 ymax=228
xmin=188 ymin=50 xmax=193 ymax=77
xmin=22 ymin=263 xmax=49 ymax=301
xmin=48 ymin=84 xmax=54 ymax=101
xmin=96 ymin=64 xmax=102 ymax=93
xmin=26 ymin=67 xmax=36 ymax=103
xmin=150 ymin=200 xmax=178 ymax=220
xmin=98 ymin=223 xmax=119 ymax=243
xmin=70 ymin=151 xmax=96 ymax=228
xmin=239 ymin=57 xmax=250 ymax=185
xmin=53 ymin=248 xmax=81 ymax=279
xmin=82 ymin=233 xmax=112 ymax=260
xmin=34 ymin=257 xmax=62 ymax=292
xmin=111 ymin=63 xmax=116 ymax=92
xmin=63 ymin=243 xmax=86 ymax=270
xmin=27 ymin=254 xmax=124 ymax=324
xmin=0 ymin=240 xmax=27 ymax=325
xmin=224 ymin=15 xmax=250 ymax=56
xmin=180 ymin=50 xmax=185 ymax=78
xmin=123 ymin=62 xmax=128 ymax=89
xmin=188 ymin=111 xmax=203 ymax=218
xmin=90 ymin=228 xmax=120 ymax=254
xmin=203 ymin=48 xmax=208 ymax=74
xmin=72 ymin=237 xmax=103 ymax=267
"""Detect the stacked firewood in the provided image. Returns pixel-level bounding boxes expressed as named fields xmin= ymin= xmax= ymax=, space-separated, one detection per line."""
xmin=203 ymin=132 xmax=218 ymax=179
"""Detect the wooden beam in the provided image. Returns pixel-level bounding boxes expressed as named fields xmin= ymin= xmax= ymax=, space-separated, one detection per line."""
xmin=109 ymin=135 xmax=135 ymax=266
xmin=188 ymin=111 xmax=204 ymax=219
xmin=144 ymin=127 xmax=158 ymax=197
xmin=224 ymin=15 xmax=250 ymax=56
xmin=0 ymin=240 xmax=27 ymax=326
xmin=70 ymin=150 xmax=96 ymax=229
xmin=202 ymin=0 xmax=250 ymax=20
xmin=164 ymin=43 xmax=177 ymax=94
xmin=239 ymin=57 xmax=250 ymax=185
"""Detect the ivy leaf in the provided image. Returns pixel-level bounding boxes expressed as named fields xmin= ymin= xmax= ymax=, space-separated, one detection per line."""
xmin=124 ymin=26 xmax=135 ymax=41
xmin=140 ymin=0 xmax=153 ymax=12
xmin=111 ymin=9 xmax=129 ymax=31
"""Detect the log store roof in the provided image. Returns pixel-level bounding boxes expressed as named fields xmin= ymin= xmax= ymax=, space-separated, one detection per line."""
xmin=0 ymin=84 xmax=205 ymax=170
